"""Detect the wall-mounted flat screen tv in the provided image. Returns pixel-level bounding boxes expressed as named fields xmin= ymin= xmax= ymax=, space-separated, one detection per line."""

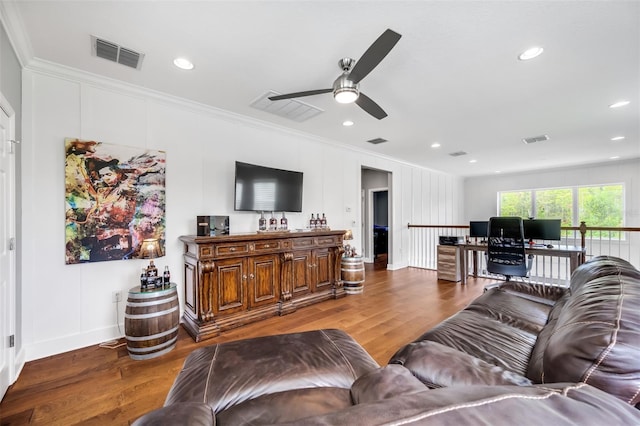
xmin=234 ymin=161 xmax=303 ymax=212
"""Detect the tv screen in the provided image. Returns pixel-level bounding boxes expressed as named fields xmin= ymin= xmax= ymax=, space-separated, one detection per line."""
xmin=234 ymin=161 xmax=303 ymax=212
xmin=469 ymin=221 xmax=488 ymax=238
xmin=523 ymin=219 xmax=562 ymax=241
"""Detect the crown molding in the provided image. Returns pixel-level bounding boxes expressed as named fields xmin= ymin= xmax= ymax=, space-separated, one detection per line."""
xmin=0 ymin=0 xmax=33 ymax=67
xmin=25 ymin=57 xmax=448 ymax=176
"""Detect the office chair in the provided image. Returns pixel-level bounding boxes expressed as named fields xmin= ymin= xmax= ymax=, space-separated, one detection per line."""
xmin=486 ymin=216 xmax=528 ymax=282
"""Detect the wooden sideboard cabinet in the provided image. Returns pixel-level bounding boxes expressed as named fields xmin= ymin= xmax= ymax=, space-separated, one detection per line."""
xmin=179 ymin=230 xmax=345 ymax=342
xmin=437 ymin=245 xmax=462 ymax=282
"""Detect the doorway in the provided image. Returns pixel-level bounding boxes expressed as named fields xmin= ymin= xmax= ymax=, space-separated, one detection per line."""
xmin=361 ymin=167 xmax=391 ymax=269
xmin=0 ymin=93 xmax=16 ymax=401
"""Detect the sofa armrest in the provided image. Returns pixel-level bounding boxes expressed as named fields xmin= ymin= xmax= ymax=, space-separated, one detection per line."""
xmin=390 ymin=341 xmax=532 ymax=388
xmin=132 ymin=402 xmax=215 ymax=426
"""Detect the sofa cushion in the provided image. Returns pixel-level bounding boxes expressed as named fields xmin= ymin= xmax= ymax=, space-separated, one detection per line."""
xmin=165 ymin=329 xmax=379 ymax=413
xmin=536 ymin=256 xmax=640 ymax=405
xmin=350 ymin=364 xmax=427 ymax=404
xmin=390 ymin=341 xmax=532 ymax=388
xmin=406 ymin=309 xmax=538 ymax=376
xmin=273 ymin=383 xmax=640 ymax=425
xmin=215 ymin=388 xmax=352 ymax=426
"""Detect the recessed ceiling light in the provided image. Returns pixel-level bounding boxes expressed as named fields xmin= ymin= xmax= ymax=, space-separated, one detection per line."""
xmin=610 ymin=156 xmax=620 ymax=160
xmin=609 ymin=100 xmax=630 ymax=108
xmin=518 ymin=46 xmax=544 ymax=61
xmin=495 ymin=171 xmax=502 ymax=174
xmin=611 ymin=136 xmax=625 ymax=141
xmin=469 ymin=159 xmax=477 ymax=163
xmin=342 ymin=120 xmax=354 ymax=127
xmin=173 ymin=57 xmax=194 ymax=70
xmin=431 ymin=142 xmax=441 ymax=148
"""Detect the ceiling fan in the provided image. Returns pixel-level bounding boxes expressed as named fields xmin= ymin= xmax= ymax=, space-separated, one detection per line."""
xmin=269 ymin=29 xmax=402 ymax=120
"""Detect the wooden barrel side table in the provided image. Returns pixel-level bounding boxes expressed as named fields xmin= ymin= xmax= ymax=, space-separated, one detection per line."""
xmin=341 ymin=256 xmax=365 ymax=294
xmin=124 ymin=283 xmax=179 ymax=360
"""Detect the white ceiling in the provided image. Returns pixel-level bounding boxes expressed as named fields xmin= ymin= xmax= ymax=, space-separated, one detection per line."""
xmin=3 ymin=0 xmax=639 ymax=176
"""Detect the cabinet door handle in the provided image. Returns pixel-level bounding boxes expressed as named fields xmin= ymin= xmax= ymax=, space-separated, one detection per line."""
xmin=230 ymin=247 xmax=236 ymax=251
xmin=249 ymin=274 xmax=255 ymax=279
xmin=243 ymin=274 xmax=247 ymax=280
xmin=264 ymin=244 xmax=270 ymax=248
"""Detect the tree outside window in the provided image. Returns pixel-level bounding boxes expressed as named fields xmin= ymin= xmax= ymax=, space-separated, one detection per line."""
xmin=498 ymin=184 xmax=624 ymax=238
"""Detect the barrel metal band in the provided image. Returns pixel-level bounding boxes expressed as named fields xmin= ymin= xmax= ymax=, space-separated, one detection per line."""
xmin=127 ymin=336 xmax=178 ymax=354
xmin=127 ymin=295 xmax=179 ymax=307
xmin=125 ymin=326 xmax=179 ymax=342
xmin=125 ymin=305 xmax=179 ymax=320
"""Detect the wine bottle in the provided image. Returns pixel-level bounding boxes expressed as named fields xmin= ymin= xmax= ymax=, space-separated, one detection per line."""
xmin=146 ymin=260 xmax=158 ymax=289
xmin=321 ymin=213 xmax=327 ymax=229
xmin=269 ymin=211 xmax=278 ymax=230
xmin=310 ymin=213 xmax=316 ymax=229
xmin=315 ymin=213 xmax=320 ymax=228
xmin=258 ymin=211 xmax=267 ymax=231
xmin=280 ymin=212 xmax=288 ymax=230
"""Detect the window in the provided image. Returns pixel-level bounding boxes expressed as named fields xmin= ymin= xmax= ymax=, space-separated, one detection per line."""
xmin=498 ymin=184 xmax=624 ymax=229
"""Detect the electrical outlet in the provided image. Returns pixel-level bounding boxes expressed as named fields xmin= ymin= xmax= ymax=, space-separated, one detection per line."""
xmin=112 ymin=290 xmax=122 ymax=303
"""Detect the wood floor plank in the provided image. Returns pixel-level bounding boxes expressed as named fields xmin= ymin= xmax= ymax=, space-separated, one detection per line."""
xmin=0 ymin=267 xmax=489 ymax=425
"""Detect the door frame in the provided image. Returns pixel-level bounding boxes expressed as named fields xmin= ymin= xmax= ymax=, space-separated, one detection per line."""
xmin=366 ymin=187 xmax=388 ymax=263
xmin=0 ymin=91 xmax=16 ymax=401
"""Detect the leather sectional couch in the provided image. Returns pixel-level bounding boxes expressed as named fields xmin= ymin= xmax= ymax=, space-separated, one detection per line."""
xmin=134 ymin=256 xmax=640 ymax=425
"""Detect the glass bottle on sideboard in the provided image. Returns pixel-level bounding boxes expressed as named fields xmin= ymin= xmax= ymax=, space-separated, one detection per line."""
xmin=280 ymin=212 xmax=288 ymax=230
xmin=258 ymin=211 xmax=267 ymax=231
xmin=269 ymin=211 xmax=278 ymax=231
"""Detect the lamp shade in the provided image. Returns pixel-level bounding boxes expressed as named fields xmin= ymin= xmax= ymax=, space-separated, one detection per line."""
xmin=142 ymin=238 xmax=162 ymax=259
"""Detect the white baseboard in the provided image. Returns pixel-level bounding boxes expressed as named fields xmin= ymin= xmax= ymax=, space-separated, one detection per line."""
xmin=24 ymin=324 xmax=125 ymax=362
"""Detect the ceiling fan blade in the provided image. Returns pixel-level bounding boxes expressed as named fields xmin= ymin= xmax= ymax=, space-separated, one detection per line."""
xmin=269 ymin=89 xmax=332 ymax=101
xmin=348 ymin=29 xmax=402 ymax=84
xmin=355 ymin=93 xmax=388 ymax=120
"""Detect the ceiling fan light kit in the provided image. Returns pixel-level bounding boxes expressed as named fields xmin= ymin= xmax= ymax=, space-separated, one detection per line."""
xmin=268 ymin=29 xmax=402 ymax=119
xmin=333 ymin=73 xmax=359 ymax=103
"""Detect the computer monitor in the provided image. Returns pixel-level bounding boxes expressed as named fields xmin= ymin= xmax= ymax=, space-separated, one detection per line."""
xmin=523 ymin=219 xmax=562 ymax=241
xmin=469 ymin=221 xmax=488 ymax=239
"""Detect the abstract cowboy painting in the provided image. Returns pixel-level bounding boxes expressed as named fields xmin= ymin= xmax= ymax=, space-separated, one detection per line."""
xmin=64 ymin=138 xmax=166 ymax=264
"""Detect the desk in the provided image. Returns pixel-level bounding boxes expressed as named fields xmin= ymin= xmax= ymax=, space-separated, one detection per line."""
xmin=459 ymin=243 xmax=586 ymax=285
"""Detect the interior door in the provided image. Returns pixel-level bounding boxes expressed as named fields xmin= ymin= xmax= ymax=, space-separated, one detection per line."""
xmin=0 ymin=98 xmax=16 ymax=401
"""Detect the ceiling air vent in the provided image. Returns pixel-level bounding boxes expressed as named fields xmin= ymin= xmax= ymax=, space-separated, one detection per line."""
xmin=367 ymin=138 xmax=388 ymax=145
xmin=448 ymin=151 xmax=467 ymax=157
xmin=522 ymin=134 xmax=549 ymax=144
xmin=251 ymin=91 xmax=323 ymax=122
xmin=91 ymin=35 xmax=144 ymax=70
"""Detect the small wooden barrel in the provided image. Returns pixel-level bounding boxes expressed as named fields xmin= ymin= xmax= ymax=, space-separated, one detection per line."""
xmin=124 ymin=284 xmax=179 ymax=360
xmin=341 ymin=256 xmax=365 ymax=294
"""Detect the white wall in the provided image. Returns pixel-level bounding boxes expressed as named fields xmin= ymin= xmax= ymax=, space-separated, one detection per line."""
xmin=464 ymin=159 xmax=640 ymax=226
xmin=20 ymin=62 xmax=464 ymax=361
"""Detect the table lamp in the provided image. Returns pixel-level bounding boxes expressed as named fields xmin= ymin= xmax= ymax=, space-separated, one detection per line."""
xmin=141 ymin=238 xmax=162 ymax=284
xmin=142 ymin=238 xmax=162 ymax=261
xmin=343 ymin=230 xmax=356 ymax=257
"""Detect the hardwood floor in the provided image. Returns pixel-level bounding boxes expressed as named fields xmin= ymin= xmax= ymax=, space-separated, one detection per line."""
xmin=0 ymin=266 xmax=490 ymax=425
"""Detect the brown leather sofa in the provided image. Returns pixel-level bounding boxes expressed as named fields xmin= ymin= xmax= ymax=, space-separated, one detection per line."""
xmin=133 ymin=256 xmax=640 ymax=425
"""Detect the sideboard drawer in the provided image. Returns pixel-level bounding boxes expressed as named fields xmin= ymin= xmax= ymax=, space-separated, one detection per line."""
xmin=254 ymin=240 xmax=281 ymax=252
xmin=316 ymin=236 xmax=339 ymax=245
xmin=216 ymin=243 xmax=250 ymax=257
xmin=292 ymin=237 xmax=314 ymax=248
